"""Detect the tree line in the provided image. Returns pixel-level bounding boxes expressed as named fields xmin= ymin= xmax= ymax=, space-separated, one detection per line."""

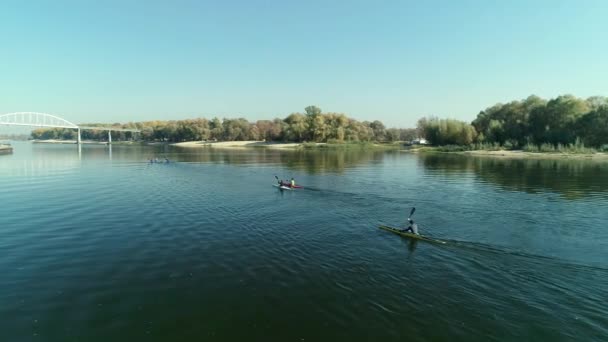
xmin=31 ymin=106 xmax=417 ymax=143
xmin=30 ymin=95 xmax=608 ymax=149
xmin=417 ymin=95 xmax=608 ymax=149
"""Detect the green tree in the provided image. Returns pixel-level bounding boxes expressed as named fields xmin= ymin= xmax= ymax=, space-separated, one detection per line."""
xmin=529 ymin=95 xmax=588 ymax=145
xmin=304 ymin=105 xmax=323 ymax=141
xmin=370 ymin=120 xmax=386 ymax=141
xmin=283 ymin=113 xmax=308 ymax=141
xmin=304 ymin=105 xmax=322 ymax=117
xmin=586 ymin=96 xmax=608 ymax=110
xmin=385 ymin=128 xmax=400 ymax=142
xmin=575 ymin=106 xmax=608 ymax=147
xmin=210 ymin=117 xmax=223 ymax=140
xmin=418 ymin=117 xmax=477 ymax=145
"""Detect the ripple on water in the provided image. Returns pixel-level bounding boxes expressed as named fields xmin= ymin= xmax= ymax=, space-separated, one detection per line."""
xmin=1 ymin=145 xmax=608 ymax=341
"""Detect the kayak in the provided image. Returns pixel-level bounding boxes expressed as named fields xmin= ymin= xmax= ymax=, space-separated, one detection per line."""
xmin=273 ymin=184 xmax=295 ymax=191
xmin=273 ymin=184 xmax=303 ymax=190
xmin=378 ymin=225 xmax=447 ymax=244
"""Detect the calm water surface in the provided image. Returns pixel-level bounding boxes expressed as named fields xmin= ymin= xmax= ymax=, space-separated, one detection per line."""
xmin=1 ymin=142 xmax=607 ymax=341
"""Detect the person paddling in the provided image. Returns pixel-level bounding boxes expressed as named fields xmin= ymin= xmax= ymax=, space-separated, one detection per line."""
xmin=276 ymin=176 xmax=287 ymax=187
xmin=401 ymin=207 xmax=419 ymax=235
xmin=290 ymin=177 xmax=296 ymax=188
xmin=403 ymin=218 xmax=419 ymax=235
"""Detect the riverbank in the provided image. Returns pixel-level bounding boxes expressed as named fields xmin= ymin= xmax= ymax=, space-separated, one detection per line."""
xmin=173 ymin=140 xmax=404 ymax=149
xmin=26 ymin=139 xmax=398 ymax=149
xmin=465 ymin=150 xmax=608 ymax=159
xmin=32 ymin=139 xmax=108 ymax=145
xmin=413 ymin=147 xmax=608 ymax=160
xmin=0 ymin=144 xmax=13 ymax=154
xmin=172 ymin=140 xmax=301 ymax=148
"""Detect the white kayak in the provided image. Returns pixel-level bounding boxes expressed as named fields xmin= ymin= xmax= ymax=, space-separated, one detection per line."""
xmin=273 ymin=184 xmax=294 ymax=191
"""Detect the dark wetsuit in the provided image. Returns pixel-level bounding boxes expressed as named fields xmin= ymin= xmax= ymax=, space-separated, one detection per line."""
xmin=403 ymin=222 xmax=419 ymax=235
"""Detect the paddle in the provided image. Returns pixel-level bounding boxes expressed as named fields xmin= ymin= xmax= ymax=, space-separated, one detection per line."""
xmin=408 ymin=207 xmax=416 ymax=221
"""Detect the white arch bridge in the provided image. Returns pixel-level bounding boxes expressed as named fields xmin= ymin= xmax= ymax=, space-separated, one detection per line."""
xmin=0 ymin=112 xmax=140 ymax=144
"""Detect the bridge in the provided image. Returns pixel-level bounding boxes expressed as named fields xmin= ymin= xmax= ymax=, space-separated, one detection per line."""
xmin=0 ymin=112 xmax=140 ymax=144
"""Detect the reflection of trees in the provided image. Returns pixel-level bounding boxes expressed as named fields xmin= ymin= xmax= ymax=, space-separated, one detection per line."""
xmin=419 ymin=154 xmax=608 ymax=199
xmin=280 ymin=149 xmax=385 ymax=174
xmin=171 ymin=147 xmax=385 ymax=174
xmin=5 ymin=142 xmax=386 ymax=175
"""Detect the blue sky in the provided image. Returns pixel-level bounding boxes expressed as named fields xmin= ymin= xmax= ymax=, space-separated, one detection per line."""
xmin=1 ymin=0 xmax=607 ymax=128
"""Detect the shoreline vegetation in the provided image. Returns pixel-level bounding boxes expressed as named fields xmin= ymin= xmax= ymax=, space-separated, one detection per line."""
xmin=28 ymin=139 xmax=404 ymax=149
xmin=416 ymin=95 xmax=608 ymax=153
xmin=25 ymin=139 xmax=608 ymax=160
xmin=29 ymin=105 xmax=418 ymax=147
xmin=23 ymin=95 xmax=608 ymax=159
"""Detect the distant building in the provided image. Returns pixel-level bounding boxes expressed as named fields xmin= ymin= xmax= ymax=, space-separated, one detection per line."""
xmin=412 ymin=138 xmax=428 ymax=145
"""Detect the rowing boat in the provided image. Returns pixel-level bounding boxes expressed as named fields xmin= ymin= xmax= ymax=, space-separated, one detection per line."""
xmin=378 ymin=225 xmax=447 ymax=244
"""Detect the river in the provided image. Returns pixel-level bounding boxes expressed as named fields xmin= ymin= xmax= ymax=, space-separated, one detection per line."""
xmin=1 ymin=141 xmax=607 ymax=341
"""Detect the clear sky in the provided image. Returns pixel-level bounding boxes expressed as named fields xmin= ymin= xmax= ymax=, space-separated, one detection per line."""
xmin=1 ymin=0 xmax=607 ymax=128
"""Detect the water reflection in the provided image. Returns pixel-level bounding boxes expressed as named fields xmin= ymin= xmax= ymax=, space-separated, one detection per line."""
xmin=405 ymin=239 xmax=418 ymax=253
xmin=171 ymin=147 xmax=386 ymax=174
xmin=0 ymin=142 xmax=82 ymax=177
xmin=419 ymin=153 xmax=608 ymax=199
xmin=2 ymin=142 xmax=390 ymax=177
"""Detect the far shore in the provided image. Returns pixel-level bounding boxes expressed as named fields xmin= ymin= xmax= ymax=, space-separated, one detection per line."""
xmin=0 ymin=144 xmax=13 ymax=154
xmin=31 ymin=139 xmax=108 ymax=145
xmin=22 ymin=140 xmax=608 ymax=159
xmin=414 ymin=149 xmax=608 ymax=160
xmin=172 ymin=140 xmax=302 ymax=149
xmin=171 ymin=140 xmax=405 ymax=149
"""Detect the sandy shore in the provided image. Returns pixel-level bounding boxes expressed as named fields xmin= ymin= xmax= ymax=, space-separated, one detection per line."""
xmin=172 ymin=140 xmax=302 ymax=149
xmin=0 ymin=144 xmax=13 ymax=154
xmin=461 ymin=150 xmax=608 ymax=160
xmin=32 ymin=139 xmax=108 ymax=145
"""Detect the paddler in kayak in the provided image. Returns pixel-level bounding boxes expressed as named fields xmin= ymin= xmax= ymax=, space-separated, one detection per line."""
xmin=402 ymin=218 xmax=419 ymax=235
xmin=290 ymin=177 xmax=296 ymax=188
xmin=401 ymin=207 xmax=419 ymax=235
xmin=275 ymin=175 xmax=288 ymax=187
